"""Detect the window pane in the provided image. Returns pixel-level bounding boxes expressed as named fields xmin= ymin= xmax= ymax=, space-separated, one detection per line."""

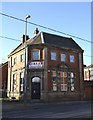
xmin=63 ymin=72 xmax=67 ymax=77
xmin=60 ymin=72 xmax=63 ymax=77
xmin=14 ymin=57 xmax=16 ymax=65
xmin=52 ymin=71 xmax=56 ymax=77
xmin=20 ymin=84 xmax=24 ymax=92
xmin=70 ymin=72 xmax=75 ymax=91
xmin=20 ymin=54 xmax=24 ymax=62
xmin=20 ymin=72 xmax=24 ymax=92
xmin=61 ymin=54 xmax=66 ymax=61
xmin=51 ymin=52 xmax=56 ymax=60
xmin=71 ymin=72 xmax=74 ymax=78
xmin=71 ymin=78 xmax=74 ymax=83
xmin=61 ymin=84 xmax=67 ymax=91
xmin=70 ymin=55 xmax=75 ymax=63
xmin=32 ymin=50 xmax=40 ymax=60
xmin=71 ymin=84 xmax=74 ymax=91
xmin=13 ymin=74 xmax=16 ymax=92
xmin=53 ymin=83 xmax=57 ymax=91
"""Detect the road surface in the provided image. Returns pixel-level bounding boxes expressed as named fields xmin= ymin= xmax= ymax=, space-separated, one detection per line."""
xmin=2 ymin=101 xmax=93 ymax=118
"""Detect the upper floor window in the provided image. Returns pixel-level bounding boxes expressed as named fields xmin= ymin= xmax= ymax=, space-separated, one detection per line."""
xmin=14 ymin=57 xmax=17 ymax=65
xmin=51 ymin=52 xmax=57 ymax=60
xmin=20 ymin=54 xmax=24 ymax=62
xmin=70 ymin=55 xmax=75 ymax=63
xmin=61 ymin=53 xmax=66 ymax=62
xmin=32 ymin=49 xmax=40 ymax=60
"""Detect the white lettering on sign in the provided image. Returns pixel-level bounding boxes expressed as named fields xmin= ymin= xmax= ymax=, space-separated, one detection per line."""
xmin=29 ymin=61 xmax=43 ymax=69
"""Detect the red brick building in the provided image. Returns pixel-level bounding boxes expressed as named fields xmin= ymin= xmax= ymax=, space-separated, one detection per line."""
xmin=83 ymin=65 xmax=93 ymax=100
xmin=7 ymin=31 xmax=84 ymax=101
xmin=0 ymin=62 xmax=8 ymax=98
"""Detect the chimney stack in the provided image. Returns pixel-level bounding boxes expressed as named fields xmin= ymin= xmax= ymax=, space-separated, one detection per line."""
xmin=21 ymin=34 xmax=29 ymax=43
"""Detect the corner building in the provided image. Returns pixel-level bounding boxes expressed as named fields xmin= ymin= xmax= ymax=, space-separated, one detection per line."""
xmin=7 ymin=32 xmax=84 ymax=101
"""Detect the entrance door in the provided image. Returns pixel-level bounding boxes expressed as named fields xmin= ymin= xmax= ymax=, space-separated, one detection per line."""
xmin=31 ymin=77 xmax=40 ymax=99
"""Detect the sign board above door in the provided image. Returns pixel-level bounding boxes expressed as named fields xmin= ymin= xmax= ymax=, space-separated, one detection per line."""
xmin=28 ymin=61 xmax=44 ymax=69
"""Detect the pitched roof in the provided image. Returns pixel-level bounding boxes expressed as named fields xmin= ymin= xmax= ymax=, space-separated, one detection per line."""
xmin=8 ymin=43 xmax=22 ymax=57
xmin=9 ymin=31 xmax=83 ymax=57
xmin=42 ymin=32 xmax=83 ymax=51
xmin=8 ymin=38 xmax=33 ymax=57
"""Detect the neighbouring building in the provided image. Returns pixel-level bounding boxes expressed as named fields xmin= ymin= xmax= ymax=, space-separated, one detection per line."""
xmin=0 ymin=62 xmax=8 ymax=98
xmin=83 ymin=81 xmax=93 ymax=100
xmin=84 ymin=64 xmax=93 ymax=81
xmin=83 ymin=65 xmax=93 ymax=100
xmin=7 ymin=30 xmax=84 ymax=101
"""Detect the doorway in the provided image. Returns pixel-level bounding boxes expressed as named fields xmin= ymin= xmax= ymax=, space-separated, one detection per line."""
xmin=31 ymin=77 xmax=40 ymax=99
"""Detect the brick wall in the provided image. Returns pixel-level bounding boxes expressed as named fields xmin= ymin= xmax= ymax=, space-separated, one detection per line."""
xmin=0 ymin=62 xmax=8 ymax=97
xmin=47 ymin=46 xmax=81 ymax=92
xmin=83 ymin=81 xmax=93 ymax=100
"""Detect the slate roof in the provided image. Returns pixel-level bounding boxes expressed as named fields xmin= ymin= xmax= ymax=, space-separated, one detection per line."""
xmin=9 ymin=31 xmax=83 ymax=57
xmin=42 ymin=32 xmax=83 ymax=51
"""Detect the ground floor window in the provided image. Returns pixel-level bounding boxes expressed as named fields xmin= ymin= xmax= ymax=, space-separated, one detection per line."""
xmin=12 ymin=74 xmax=16 ymax=92
xmin=20 ymin=72 xmax=24 ymax=94
xmin=51 ymin=64 xmax=76 ymax=92
xmin=61 ymin=84 xmax=67 ymax=91
xmin=53 ymin=82 xmax=58 ymax=91
xmin=70 ymin=72 xmax=75 ymax=91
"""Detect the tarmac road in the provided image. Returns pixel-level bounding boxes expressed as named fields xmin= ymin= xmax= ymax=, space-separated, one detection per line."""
xmin=1 ymin=100 xmax=93 ymax=119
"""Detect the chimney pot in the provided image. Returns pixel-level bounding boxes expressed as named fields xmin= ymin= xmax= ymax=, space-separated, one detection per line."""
xmin=34 ymin=28 xmax=39 ymax=36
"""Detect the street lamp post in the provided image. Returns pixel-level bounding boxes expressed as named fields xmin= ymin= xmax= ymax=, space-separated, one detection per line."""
xmin=24 ymin=15 xmax=30 ymax=100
